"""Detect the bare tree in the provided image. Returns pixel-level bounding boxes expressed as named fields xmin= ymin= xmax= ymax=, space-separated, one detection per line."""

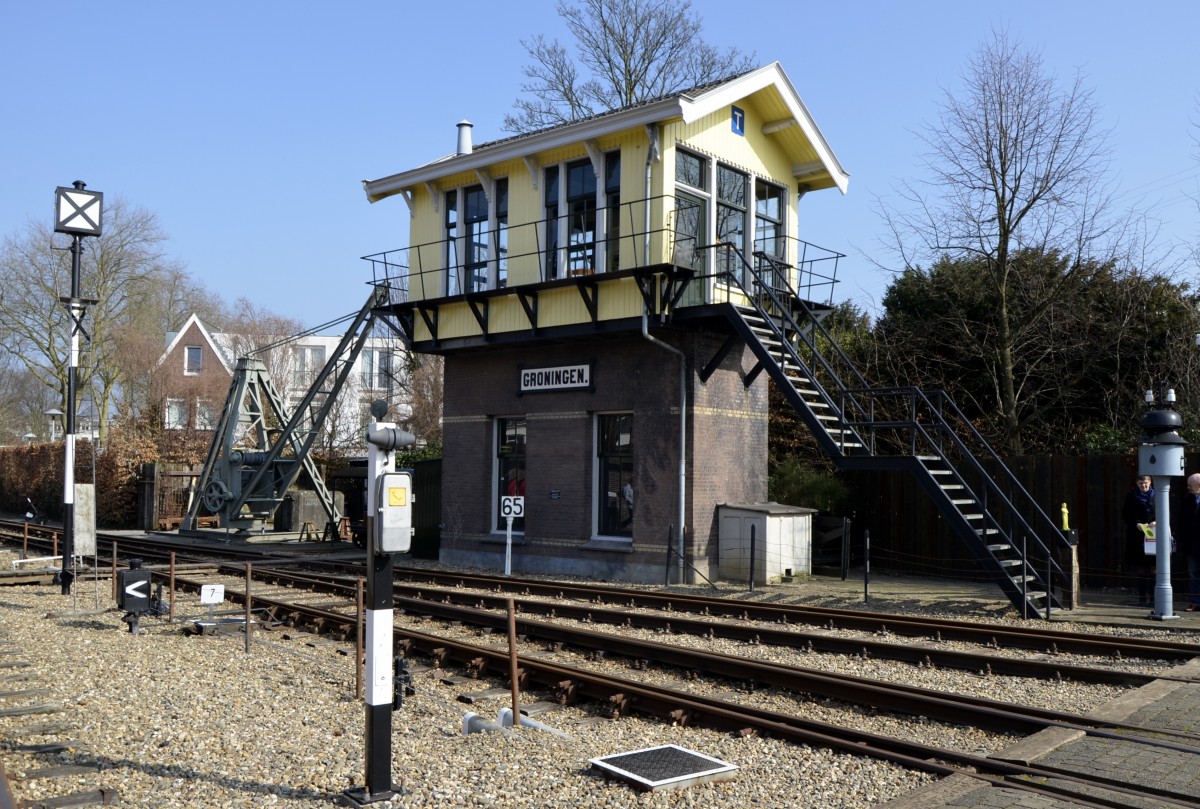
xmin=0 ymin=356 xmax=59 ymax=443
xmin=505 ymin=0 xmax=754 ymax=133
xmin=220 ymin=298 xmax=305 ymax=388
xmin=878 ymin=30 xmax=1133 ymax=453
xmin=0 ymin=198 xmax=185 ymax=442
xmin=407 ymin=354 xmax=443 ymax=446
xmin=112 ymin=267 xmax=228 ymax=425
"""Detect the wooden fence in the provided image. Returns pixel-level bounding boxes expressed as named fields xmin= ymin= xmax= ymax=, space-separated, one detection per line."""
xmin=840 ymin=453 xmax=1184 ymax=591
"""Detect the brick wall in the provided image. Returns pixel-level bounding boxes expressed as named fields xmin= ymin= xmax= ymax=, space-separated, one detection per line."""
xmin=440 ymin=326 xmax=769 ymax=583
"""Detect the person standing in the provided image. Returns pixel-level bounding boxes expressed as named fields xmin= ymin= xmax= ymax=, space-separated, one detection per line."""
xmin=1173 ymin=473 xmax=1200 ymax=612
xmin=1122 ymin=475 xmax=1155 ymax=606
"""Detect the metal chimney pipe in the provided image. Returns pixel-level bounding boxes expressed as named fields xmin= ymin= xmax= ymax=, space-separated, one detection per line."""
xmin=457 ymin=120 xmax=473 ymax=155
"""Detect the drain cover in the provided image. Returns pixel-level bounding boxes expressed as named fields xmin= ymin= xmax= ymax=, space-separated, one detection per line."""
xmin=589 ymin=744 xmax=738 ymax=791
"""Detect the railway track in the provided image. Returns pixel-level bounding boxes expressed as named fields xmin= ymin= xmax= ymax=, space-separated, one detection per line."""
xmin=4 ymin=521 xmax=1194 ymax=666
xmin=6 ymin=524 xmax=1200 ymax=806
xmin=147 ymin=566 xmax=1200 ymax=808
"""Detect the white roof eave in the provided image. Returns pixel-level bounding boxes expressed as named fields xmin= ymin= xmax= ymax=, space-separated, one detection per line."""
xmin=678 ymin=62 xmax=848 ymax=195
xmin=151 ymin=314 xmax=235 ymax=375
xmin=363 ymin=61 xmax=849 ymax=202
xmin=363 ymin=98 xmax=687 ymax=203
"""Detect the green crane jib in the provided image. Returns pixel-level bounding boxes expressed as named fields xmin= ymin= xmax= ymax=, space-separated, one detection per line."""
xmin=182 ymin=287 xmax=390 ymax=535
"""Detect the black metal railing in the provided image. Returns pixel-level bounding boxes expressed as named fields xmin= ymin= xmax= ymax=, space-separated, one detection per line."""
xmin=361 ymin=194 xmax=843 ymax=310
xmin=712 ymin=243 xmax=1069 ymax=610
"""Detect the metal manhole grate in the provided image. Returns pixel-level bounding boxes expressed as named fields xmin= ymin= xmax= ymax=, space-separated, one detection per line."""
xmin=589 ymin=744 xmax=738 ymax=791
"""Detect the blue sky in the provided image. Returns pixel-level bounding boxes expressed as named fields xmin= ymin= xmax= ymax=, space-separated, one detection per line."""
xmin=4 ymin=1 xmax=1199 ymax=331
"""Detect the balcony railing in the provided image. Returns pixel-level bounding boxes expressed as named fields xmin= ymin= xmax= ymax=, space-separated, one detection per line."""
xmin=362 ymin=193 xmax=843 ymax=310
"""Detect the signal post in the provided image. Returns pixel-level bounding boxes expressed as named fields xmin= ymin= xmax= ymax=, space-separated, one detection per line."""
xmin=345 ymin=401 xmax=414 ymax=806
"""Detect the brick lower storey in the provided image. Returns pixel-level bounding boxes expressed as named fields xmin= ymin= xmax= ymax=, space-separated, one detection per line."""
xmin=438 ymin=328 xmax=768 ymax=584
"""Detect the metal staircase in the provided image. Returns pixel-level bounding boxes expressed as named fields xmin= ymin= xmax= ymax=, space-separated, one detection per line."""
xmin=716 ymin=249 xmax=1069 ymax=616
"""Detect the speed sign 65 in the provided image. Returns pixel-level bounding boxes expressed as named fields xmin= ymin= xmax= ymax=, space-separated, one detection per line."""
xmin=501 ymin=496 xmax=525 ymax=518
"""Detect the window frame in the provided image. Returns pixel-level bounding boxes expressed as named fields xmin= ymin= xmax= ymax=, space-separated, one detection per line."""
xmin=195 ymin=399 xmax=217 ymax=431
xmin=543 ymin=150 xmax=620 ymax=280
xmin=717 ymin=163 xmax=748 ymax=280
xmin=673 ymin=147 xmax=712 ymax=273
xmin=444 ymin=190 xmax=460 ymax=296
xmin=184 ymin=345 xmax=203 ymax=376
xmin=754 ymin=178 xmax=788 ymax=293
xmin=594 ymin=412 xmax=634 ymax=540
xmin=495 ymin=416 xmax=527 ymax=533
xmin=360 ymin=347 xmax=394 ymax=392
xmin=292 ymin=345 xmax=327 ymax=390
xmin=165 ymin=398 xmax=187 ymax=430
xmin=463 ymin=184 xmax=490 ymax=293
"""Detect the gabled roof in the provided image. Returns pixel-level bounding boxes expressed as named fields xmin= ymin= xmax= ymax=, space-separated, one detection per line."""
xmin=362 ymin=61 xmax=849 ymax=203
xmin=153 ymin=313 xmax=235 ymax=374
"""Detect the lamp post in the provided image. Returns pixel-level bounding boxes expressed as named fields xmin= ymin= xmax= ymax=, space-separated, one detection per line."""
xmin=45 ymin=408 xmax=63 ymax=442
xmin=53 ymin=181 xmax=103 ymax=596
xmin=1137 ymin=385 xmax=1186 ymax=621
xmin=22 ymin=433 xmax=35 ymax=446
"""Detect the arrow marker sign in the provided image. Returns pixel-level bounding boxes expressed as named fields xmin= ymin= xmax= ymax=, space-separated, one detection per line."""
xmin=124 ymin=579 xmax=149 ymax=599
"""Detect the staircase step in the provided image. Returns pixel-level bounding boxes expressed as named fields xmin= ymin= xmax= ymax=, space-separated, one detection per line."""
xmin=734 ymin=296 xmax=1064 ymax=618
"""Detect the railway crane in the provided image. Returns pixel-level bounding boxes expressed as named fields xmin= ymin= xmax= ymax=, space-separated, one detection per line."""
xmin=181 ymin=286 xmax=396 ymax=536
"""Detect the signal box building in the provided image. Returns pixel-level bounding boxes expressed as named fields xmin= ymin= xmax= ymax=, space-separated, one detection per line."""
xmin=362 ymin=62 xmax=849 ymax=582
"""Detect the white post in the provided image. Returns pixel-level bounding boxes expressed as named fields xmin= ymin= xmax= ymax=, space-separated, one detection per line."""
xmin=505 ymin=516 xmax=513 ymax=576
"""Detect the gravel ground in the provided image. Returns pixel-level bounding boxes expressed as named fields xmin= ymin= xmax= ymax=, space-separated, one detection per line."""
xmin=0 ymin=548 xmax=1189 ymax=809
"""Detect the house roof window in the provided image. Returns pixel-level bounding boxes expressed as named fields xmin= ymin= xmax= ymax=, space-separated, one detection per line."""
xmin=184 ymin=346 xmax=203 ymax=375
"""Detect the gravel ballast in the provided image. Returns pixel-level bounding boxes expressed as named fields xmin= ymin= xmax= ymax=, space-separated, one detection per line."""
xmin=1 ymin=550 xmax=1194 ymax=808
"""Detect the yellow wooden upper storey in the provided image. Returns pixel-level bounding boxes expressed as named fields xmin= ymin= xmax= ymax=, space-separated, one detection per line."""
xmin=361 ymin=62 xmax=848 ymax=339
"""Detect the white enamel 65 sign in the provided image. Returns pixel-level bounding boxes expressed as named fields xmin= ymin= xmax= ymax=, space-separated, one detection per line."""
xmin=501 ymin=496 xmax=524 ymax=518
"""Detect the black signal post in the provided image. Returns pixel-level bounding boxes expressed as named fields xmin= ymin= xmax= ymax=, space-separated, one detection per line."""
xmin=52 ymin=182 xmax=102 ymax=595
xmin=345 ymin=401 xmax=414 ymax=806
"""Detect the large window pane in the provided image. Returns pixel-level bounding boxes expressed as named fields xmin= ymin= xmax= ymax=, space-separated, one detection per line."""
xmin=497 ymin=418 xmax=526 ymax=531
xmin=165 ymin=399 xmax=187 ymax=430
xmin=566 ymin=159 xmax=597 ymax=275
xmin=717 ymin=165 xmax=747 ymax=279
xmin=544 ymin=167 xmax=559 ymax=280
xmin=465 ymin=185 xmax=489 ymax=292
xmin=754 ymin=180 xmax=786 ymax=292
xmin=292 ymin=346 xmax=326 ymax=389
xmin=185 ymin=346 xmax=202 ymax=374
xmin=597 ymin=414 xmax=633 ymax=537
xmin=445 ymin=191 xmax=460 ymax=295
xmin=675 ymin=149 xmax=706 ymax=189
xmin=673 ymin=194 xmax=706 ymax=271
xmin=496 ymin=178 xmax=509 ymax=288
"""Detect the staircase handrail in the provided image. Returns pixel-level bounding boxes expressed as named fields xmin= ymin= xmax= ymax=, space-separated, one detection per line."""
xmin=713 ymin=244 xmax=1070 ymax=567
xmin=855 ymin=386 xmax=1069 ymax=569
xmin=710 ymin=245 xmax=873 ymax=445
